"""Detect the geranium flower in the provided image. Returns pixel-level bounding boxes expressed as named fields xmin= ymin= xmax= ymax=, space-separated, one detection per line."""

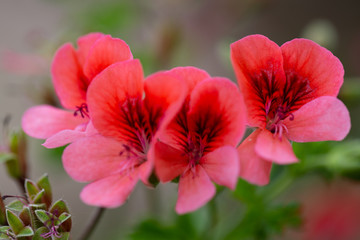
xmin=154 ymin=67 xmax=246 ymax=214
xmin=62 ymin=59 xmax=186 ymax=207
xmin=22 ymin=33 xmax=132 ymax=148
xmin=230 ymin=35 xmax=351 ymax=185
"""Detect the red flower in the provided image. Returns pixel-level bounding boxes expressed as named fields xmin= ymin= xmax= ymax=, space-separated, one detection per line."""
xmin=62 ymin=60 xmax=186 ymax=207
xmin=230 ymin=35 xmax=351 ymax=185
xmin=22 ymin=33 xmax=132 ymax=148
xmin=154 ymin=67 xmax=247 ymax=214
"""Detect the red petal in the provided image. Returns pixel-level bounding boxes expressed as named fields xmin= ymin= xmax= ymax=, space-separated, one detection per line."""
xmin=87 ymin=59 xmax=144 ymax=141
xmin=281 ymin=39 xmax=344 ymax=98
xmin=200 ymin=146 xmax=239 ymax=189
xmin=237 ymin=129 xmax=272 ymax=186
xmin=83 ymin=35 xmax=133 ymax=81
xmin=62 ymin=135 xmax=125 ymax=182
xmin=76 ymin=32 xmax=104 ymax=67
xmin=42 ymin=128 xmax=86 ymax=148
xmin=188 ymin=78 xmax=246 ymax=150
xmin=230 ymin=34 xmax=286 ymax=128
xmin=51 ymin=43 xmax=87 ymax=109
xmin=143 ymin=71 xmax=186 ymax=137
xmin=176 ymin=165 xmax=215 ymax=214
xmin=284 ymin=96 xmax=351 ymax=142
xmin=154 ymin=141 xmax=188 ymax=182
xmin=22 ymin=105 xmax=86 ymax=139
xmin=255 ymin=129 xmax=298 ymax=164
xmin=168 ymin=66 xmax=210 ymax=93
xmin=80 ymin=172 xmax=138 ymax=208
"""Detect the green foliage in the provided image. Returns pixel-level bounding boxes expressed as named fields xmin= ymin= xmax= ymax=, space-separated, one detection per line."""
xmin=0 ymin=175 xmax=72 ymax=239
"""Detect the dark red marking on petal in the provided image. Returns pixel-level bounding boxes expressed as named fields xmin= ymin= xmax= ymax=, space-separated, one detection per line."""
xmin=73 ymin=103 xmax=89 ymax=118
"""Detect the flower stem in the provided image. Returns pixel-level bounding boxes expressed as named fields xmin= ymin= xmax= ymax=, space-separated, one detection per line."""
xmin=78 ymin=207 xmax=106 ymax=240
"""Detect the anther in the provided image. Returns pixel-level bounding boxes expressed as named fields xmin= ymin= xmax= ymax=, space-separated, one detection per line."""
xmin=74 ymin=103 xmax=89 ymax=118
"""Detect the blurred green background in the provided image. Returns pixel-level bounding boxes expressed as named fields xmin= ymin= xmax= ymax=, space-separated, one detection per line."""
xmin=1 ymin=0 xmax=360 ymax=239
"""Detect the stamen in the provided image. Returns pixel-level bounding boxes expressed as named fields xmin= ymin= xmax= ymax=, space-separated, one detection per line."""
xmin=74 ymin=103 xmax=89 ymax=118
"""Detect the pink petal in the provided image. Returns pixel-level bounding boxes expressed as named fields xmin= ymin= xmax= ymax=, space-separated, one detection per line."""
xmin=51 ymin=43 xmax=87 ymax=109
xmin=83 ymin=35 xmax=133 ymax=81
xmin=154 ymin=141 xmax=188 ymax=183
xmin=87 ymin=59 xmax=144 ymax=141
xmin=284 ymin=96 xmax=351 ymax=142
xmin=144 ymin=71 xmax=186 ymax=135
xmin=80 ymin=172 xmax=138 ymax=208
xmin=230 ymin=34 xmax=286 ymax=128
xmin=62 ymin=135 xmax=125 ymax=182
xmin=237 ymin=129 xmax=272 ymax=186
xmin=188 ymin=77 xmax=246 ymax=149
xmin=22 ymin=105 xmax=86 ymax=139
xmin=167 ymin=66 xmax=210 ymax=94
xmin=200 ymin=146 xmax=239 ymax=189
xmin=281 ymin=39 xmax=344 ymax=98
xmin=76 ymin=32 xmax=104 ymax=67
xmin=255 ymin=129 xmax=298 ymax=164
xmin=176 ymin=165 xmax=215 ymax=214
xmin=42 ymin=128 xmax=86 ymax=148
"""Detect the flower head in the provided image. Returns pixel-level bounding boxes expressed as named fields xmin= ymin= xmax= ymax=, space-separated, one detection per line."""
xmin=62 ymin=59 xmax=186 ymax=207
xmin=154 ymin=67 xmax=247 ymax=214
xmin=230 ymin=34 xmax=351 ymax=185
xmin=22 ymin=33 xmax=132 ymax=148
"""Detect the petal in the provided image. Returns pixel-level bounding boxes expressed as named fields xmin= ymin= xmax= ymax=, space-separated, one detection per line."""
xmin=62 ymin=135 xmax=125 ymax=182
xmin=51 ymin=43 xmax=87 ymax=109
xmin=87 ymin=59 xmax=144 ymax=141
xmin=188 ymin=78 xmax=246 ymax=149
xmin=167 ymin=66 xmax=210 ymax=93
xmin=281 ymin=39 xmax=344 ymax=98
xmin=80 ymin=172 xmax=138 ymax=208
xmin=76 ymin=32 xmax=104 ymax=67
xmin=230 ymin=34 xmax=286 ymax=128
xmin=22 ymin=105 xmax=86 ymax=139
xmin=176 ymin=165 xmax=216 ymax=214
xmin=284 ymin=96 xmax=351 ymax=142
xmin=200 ymin=146 xmax=239 ymax=189
xmin=237 ymin=129 xmax=272 ymax=186
xmin=144 ymin=71 xmax=186 ymax=135
xmin=83 ymin=35 xmax=133 ymax=81
xmin=153 ymin=141 xmax=188 ymax=182
xmin=42 ymin=128 xmax=86 ymax=148
xmin=255 ymin=129 xmax=298 ymax=164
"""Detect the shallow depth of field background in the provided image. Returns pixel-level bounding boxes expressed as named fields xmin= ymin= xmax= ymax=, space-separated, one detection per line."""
xmin=1 ymin=0 xmax=360 ymax=239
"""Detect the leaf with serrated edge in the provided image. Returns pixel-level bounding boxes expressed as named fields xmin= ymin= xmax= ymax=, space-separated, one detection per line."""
xmin=16 ymin=226 xmax=34 ymax=237
xmin=6 ymin=209 xmax=24 ymax=235
xmin=34 ymin=210 xmax=51 ymax=226
xmin=50 ymin=200 xmax=71 ymax=232
xmin=58 ymin=213 xmax=71 ymax=225
xmin=33 ymin=226 xmax=51 ymax=240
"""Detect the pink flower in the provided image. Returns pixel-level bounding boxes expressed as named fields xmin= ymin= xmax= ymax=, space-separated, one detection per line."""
xmin=62 ymin=59 xmax=186 ymax=208
xmin=230 ymin=35 xmax=351 ymax=185
xmin=154 ymin=67 xmax=247 ymax=214
xmin=22 ymin=33 xmax=132 ymax=148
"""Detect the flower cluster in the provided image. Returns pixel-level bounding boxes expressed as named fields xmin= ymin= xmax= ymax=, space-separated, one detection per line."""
xmin=22 ymin=33 xmax=350 ymax=214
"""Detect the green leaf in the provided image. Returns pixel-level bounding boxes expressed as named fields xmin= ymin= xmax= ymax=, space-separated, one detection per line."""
xmin=29 ymin=203 xmax=46 ymax=210
xmin=0 ymin=226 xmax=11 ymax=239
xmin=32 ymin=189 xmax=45 ymax=204
xmin=16 ymin=226 xmax=34 ymax=237
xmin=55 ymin=232 xmax=70 ymax=240
xmin=6 ymin=209 xmax=24 ymax=235
xmin=50 ymin=200 xmax=71 ymax=232
xmin=6 ymin=200 xmax=24 ymax=212
xmin=33 ymin=227 xmax=51 ymax=240
xmin=35 ymin=210 xmax=51 ymax=226
xmin=37 ymin=174 xmax=52 ymax=208
xmin=58 ymin=213 xmax=71 ymax=225
xmin=0 ymin=153 xmax=16 ymax=164
xmin=19 ymin=207 xmax=32 ymax=227
xmin=25 ymin=180 xmax=39 ymax=200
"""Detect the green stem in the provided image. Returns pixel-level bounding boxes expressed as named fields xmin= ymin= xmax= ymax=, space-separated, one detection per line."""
xmin=78 ymin=207 xmax=106 ymax=240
